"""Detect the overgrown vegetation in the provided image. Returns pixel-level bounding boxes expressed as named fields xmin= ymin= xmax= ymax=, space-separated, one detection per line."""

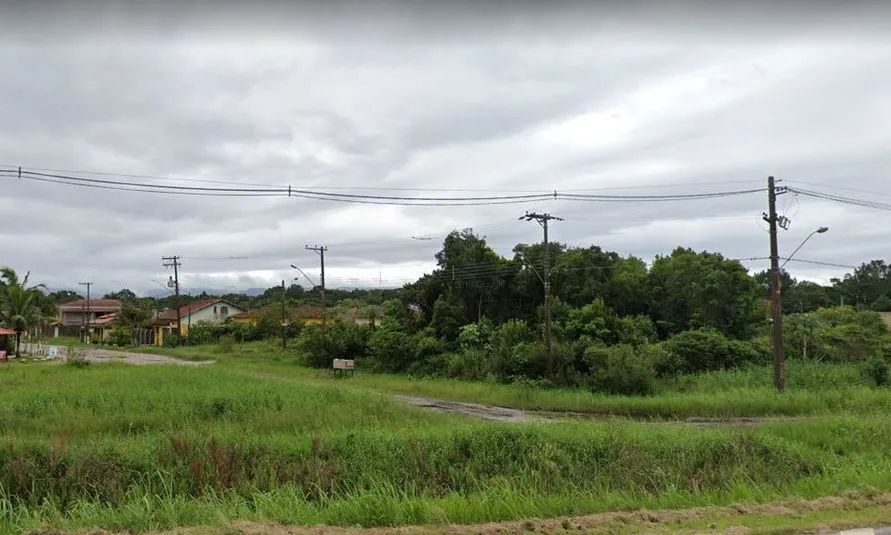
xmin=0 ymin=361 xmax=890 ymax=533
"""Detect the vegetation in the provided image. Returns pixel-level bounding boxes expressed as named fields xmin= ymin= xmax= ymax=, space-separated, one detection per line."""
xmin=5 ymin=235 xmax=891 ymax=532
xmin=0 ymin=357 xmax=890 ymax=533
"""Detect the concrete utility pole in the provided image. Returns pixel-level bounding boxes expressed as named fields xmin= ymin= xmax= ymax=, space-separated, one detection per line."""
xmin=763 ymin=177 xmax=788 ymax=393
xmin=305 ymin=245 xmax=328 ymax=324
xmin=78 ymin=282 xmax=92 ymax=343
xmin=519 ymin=212 xmax=563 ymax=378
xmin=161 ymin=256 xmax=182 ymax=341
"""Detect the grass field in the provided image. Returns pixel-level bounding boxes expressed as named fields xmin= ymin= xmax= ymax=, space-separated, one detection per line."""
xmin=141 ymin=341 xmax=891 ymax=418
xmin=1 ymin=341 xmax=889 ymax=533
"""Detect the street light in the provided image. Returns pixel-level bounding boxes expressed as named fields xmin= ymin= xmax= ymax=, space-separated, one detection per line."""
xmin=772 ymin=225 xmax=828 ymax=393
xmin=780 ymin=226 xmax=829 ymax=270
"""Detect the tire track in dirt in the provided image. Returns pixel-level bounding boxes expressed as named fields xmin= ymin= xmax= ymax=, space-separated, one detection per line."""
xmin=392 ymin=394 xmax=813 ymax=426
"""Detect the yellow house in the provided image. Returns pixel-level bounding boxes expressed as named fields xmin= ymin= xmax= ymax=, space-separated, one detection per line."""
xmin=230 ymin=303 xmax=326 ymax=326
xmin=151 ymin=299 xmax=246 ymax=346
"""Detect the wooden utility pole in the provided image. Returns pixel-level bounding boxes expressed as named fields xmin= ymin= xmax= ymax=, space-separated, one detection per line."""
xmin=520 ymin=212 xmax=563 ymax=378
xmin=281 ymin=280 xmax=287 ymax=349
xmin=763 ymin=177 xmax=788 ymax=393
xmin=162 ymin=256 xmax=182 ymax=342
xmin=305 ymin=245 xmax=328 ymax=323
xmin=78 ymin=282 xmax=92 ymax=343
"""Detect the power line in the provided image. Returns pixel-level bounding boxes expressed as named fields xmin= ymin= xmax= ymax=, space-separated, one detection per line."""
xmin=786 ymin=186 xmax=891 ymax=212
xmin=0 ymin=161 xmax=762 ymax=193
xmin=1 ymin=166 xmax=766 ymax=206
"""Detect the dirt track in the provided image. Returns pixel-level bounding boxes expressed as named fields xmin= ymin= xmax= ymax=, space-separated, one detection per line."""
xmin=78 ymin=347 xmax=214 ymax=366
xmin=21 ymin=343 xmax=213 ymax=366
xmin=393 ymin=394 xmax=805 ymax=426
xmin=50 ymin=492 xmax=891 ymax=535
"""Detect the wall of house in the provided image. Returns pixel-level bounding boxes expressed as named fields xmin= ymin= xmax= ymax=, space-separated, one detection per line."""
xmin=185 ymin=303 xmax=245 ymax=327
xmin=59 ymin=310 xmax=115 ymax=326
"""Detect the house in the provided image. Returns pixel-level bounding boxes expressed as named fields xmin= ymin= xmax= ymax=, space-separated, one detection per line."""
xmin=230 ymin=303 xmax=326 ymax=326
xmin=152 ymin=299 xmax=245 ymax=345
xmin=55 ymin=299 xmax=123 ymax=338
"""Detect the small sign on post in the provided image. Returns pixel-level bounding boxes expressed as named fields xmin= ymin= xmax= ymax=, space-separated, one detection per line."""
xmin=332 ymin=358 xmax=355 ymax=377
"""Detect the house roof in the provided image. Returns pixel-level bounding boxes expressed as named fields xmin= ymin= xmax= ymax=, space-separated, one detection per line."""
xmin=0 ymin=328 xmax=15 ymax=335
xmin=154 ymin=299 xmax=240 ymax=324
xmin=58 ymin=299 xmax=123 ymax=311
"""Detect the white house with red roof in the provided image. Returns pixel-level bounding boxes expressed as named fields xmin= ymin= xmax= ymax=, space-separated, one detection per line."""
xmin=151 ymin=298 xmax=245 ymax=346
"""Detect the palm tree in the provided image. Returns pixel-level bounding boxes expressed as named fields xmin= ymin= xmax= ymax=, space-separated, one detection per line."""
xmin=1 ymin=267 xmax=46 ymax=358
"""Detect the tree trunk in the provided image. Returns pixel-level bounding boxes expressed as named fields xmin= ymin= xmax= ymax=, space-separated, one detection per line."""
xmin=15 ymin=331 xmax=21 ymax=358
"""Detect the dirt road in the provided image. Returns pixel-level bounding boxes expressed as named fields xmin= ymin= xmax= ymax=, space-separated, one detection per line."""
xmin=393 ymin=394 xmax=802 ymax=426
xmin=21 ymin=343 xmax=213 ymax=366
xmin=78 ymin=347 xmax=214 ymax=366
xmin=55 ymin=491 xmax=890 ymax=535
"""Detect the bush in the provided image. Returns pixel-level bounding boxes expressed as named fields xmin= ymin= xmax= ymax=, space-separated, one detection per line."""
xmin=297 ymin=321 xmax=370 ymax=368
xmin=660 ymin=328 xmax=763 ymax=375
xmin=490 ymin=320 xmax=536 ymax=380
xmin=583 ymin=344 xmax=657 ymax=396
xmin=163 ymin=333 xmax=182 ymax=348
xmin=864 ymin=357 xmax=890 ymax=386
xmin=107 ymin=325 xmax=131 ymax=347
xmin=367 ymin=323 xmax=416 ymax=372
xmin=446 ymin=349 xmax=488 ymax=380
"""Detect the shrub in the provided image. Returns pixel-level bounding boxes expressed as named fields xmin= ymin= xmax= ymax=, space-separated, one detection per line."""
xmin=660 ymin=328 xmax=763 ymax=375
xmin=65 ymin=346 xmax=90 ymax=368
xmin=163 ymin=333 xmax=182 ymax=348
xmin=864 ymin=357 xmax=890 ymax=387
xmin=108 ymin=325 xmax=131 ymax=347
xmin=490 ymin=320 xmax=536 ymax=380
xmin=583 ymin=344 xmax=657 ymax=396
xmin=446 ymin=349 xmax=488 ymax=380
xmin=297 ymin=321 xmax=370 ymax=368
xmin=186 ymin=320 xmax=220 ymax=345
xmin=367 ymin=323 xmax=416 ymax=372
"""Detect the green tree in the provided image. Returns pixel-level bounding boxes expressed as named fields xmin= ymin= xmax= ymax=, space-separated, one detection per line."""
xmin=48 ymin=290 xmax=82 ymax=303
xmin=0 ymin=267 xmax=46 ymax=357
xmin=118 ymin=301 xmax=151 ymax=345
xmin=647 ymin=248 xmax=765 ymax=339
xmin=832 ymin=260 xmax=891 ymax=308
xmin=104 ymin=289 xmax=137 ymax=301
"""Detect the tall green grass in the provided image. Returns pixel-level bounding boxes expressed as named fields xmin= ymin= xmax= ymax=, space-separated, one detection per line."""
xmin=3 ymin=348 xmax=887 ymax=532
xmin=139 ymin=341 xmax=891 ymax=417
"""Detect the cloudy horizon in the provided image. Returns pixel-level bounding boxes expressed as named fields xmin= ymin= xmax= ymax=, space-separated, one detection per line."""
xmin=2 ymin=2 xmax=890 ymax=297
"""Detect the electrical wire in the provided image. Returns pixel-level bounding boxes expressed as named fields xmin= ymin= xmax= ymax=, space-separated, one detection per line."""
xmin=0 ymin=162 xmax=763 ymax=193
xmin=1 ymin=166 xmax=766 ymax=206
xmin=786 ymin=186 xmax=891 ymax=212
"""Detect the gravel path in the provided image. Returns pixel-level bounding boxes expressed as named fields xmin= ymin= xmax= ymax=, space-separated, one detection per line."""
xmin=20 ymin=343 xmax=213 ymax=366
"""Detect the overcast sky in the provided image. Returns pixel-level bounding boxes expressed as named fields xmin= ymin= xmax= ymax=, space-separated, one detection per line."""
xmin=1 ymin=1 xmax=890 ymax=296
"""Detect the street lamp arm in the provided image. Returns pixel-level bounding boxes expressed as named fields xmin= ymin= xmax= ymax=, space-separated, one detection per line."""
xmin=780 ymin=227 xmax=828 ymax=270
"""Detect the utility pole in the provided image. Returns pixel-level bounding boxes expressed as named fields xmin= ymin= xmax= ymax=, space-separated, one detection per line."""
xmin=78 ymin=282 xmax=92 ymax=343
xmin=281 ymin=280 xmax=287 ymax=349
xmin=162 ymin=256 xmax=182 ymax=342
xmin=305 ymin=245 xmax=328 ymax=324
xmin=763 ymin=176 xmax=788 ymax=393
xmin=520 ymin=212 xmax=563 ymax=378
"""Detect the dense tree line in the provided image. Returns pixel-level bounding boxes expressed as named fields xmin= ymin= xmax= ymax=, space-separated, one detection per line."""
xmin=6 ymin=230 xmax=891 ymax=389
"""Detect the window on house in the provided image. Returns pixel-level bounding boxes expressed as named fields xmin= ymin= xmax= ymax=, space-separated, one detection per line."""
xmin=213 ymin=306 xmax=217 ymax=313
xmin=220 ymin=306 xmax=229 ymax=317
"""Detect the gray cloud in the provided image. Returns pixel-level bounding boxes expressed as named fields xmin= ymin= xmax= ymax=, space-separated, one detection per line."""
xmin=1 ymin=3 xmax=891 ymax=296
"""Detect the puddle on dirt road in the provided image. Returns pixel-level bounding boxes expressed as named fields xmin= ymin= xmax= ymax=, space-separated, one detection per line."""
xmin=393 ymin=394 xmax=802 ymax=426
